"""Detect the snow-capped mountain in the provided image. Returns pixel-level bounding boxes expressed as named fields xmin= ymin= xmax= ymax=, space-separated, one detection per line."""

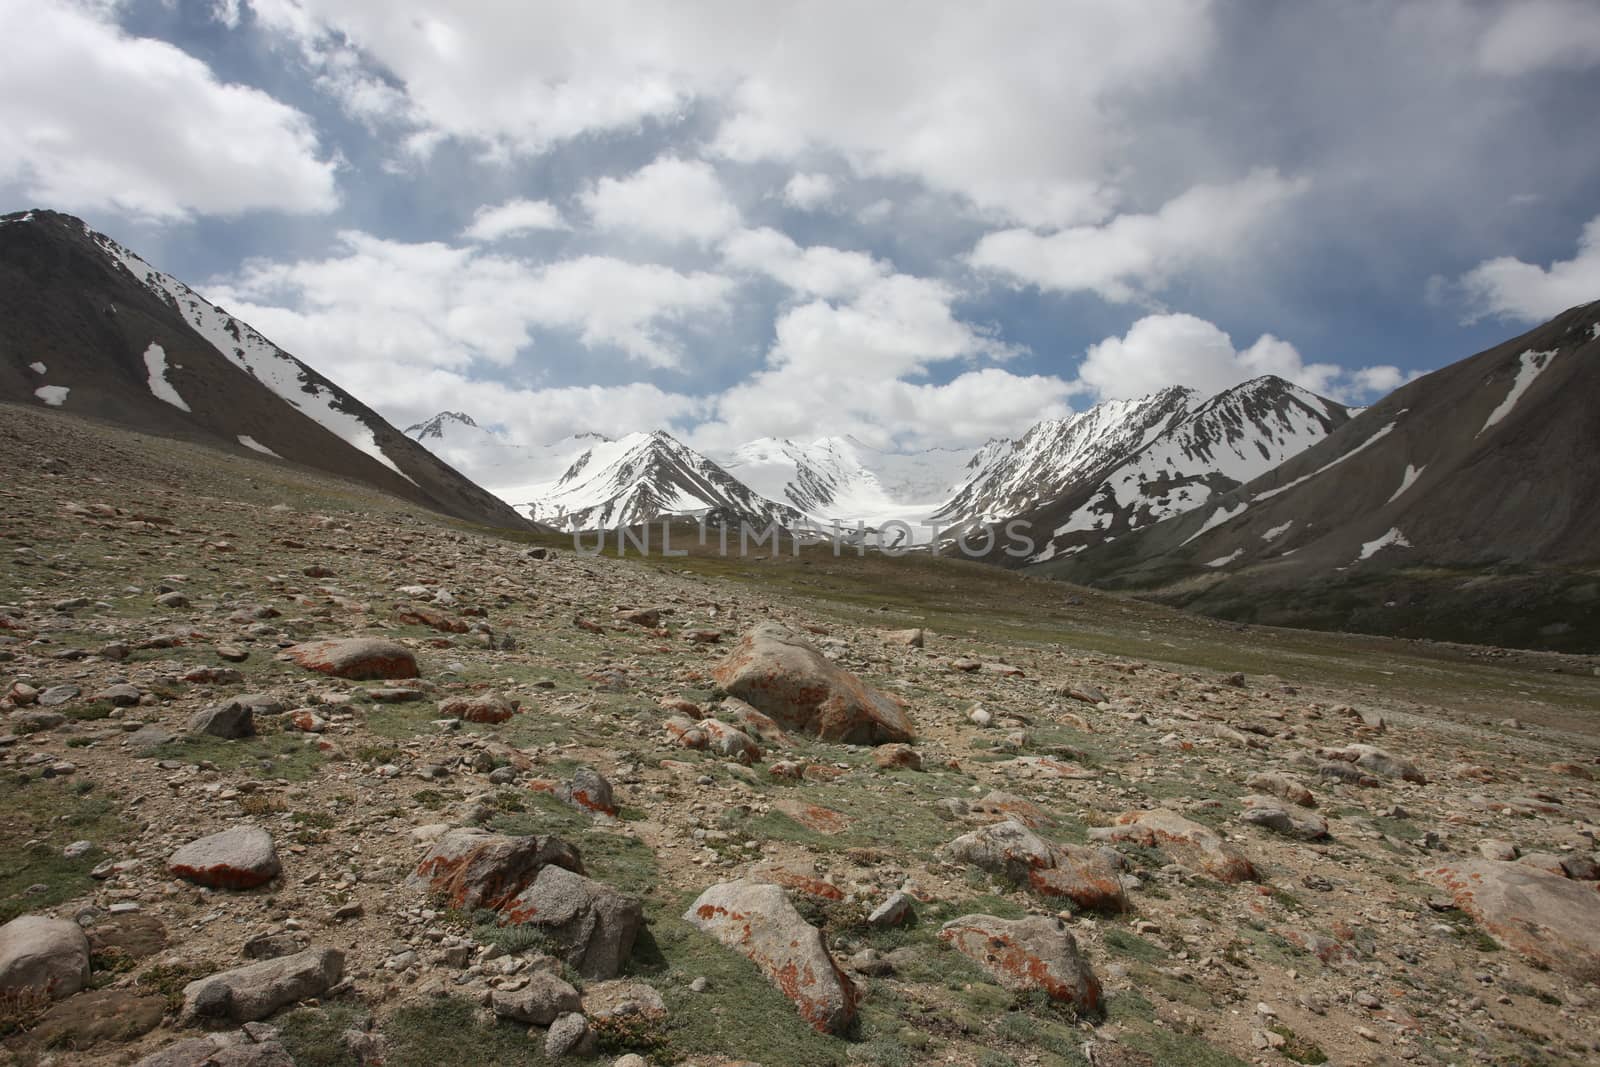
xmin=933 ymin=387 xmax=1198 ymax=528
xmin=401 ymin=412 xmax=605 ymax=503
xmin=718 ymin=436 xmax=972 ymax=528
xmin=1021 ymin=376 xmax=1351 ymax=562
xmin=515 ymin=431 xmax=805 ymax=532
xmin=0 ymin=210 xmax=528 ymax=530
xmin=1043 ymin=302 xmax=1600 ymax=649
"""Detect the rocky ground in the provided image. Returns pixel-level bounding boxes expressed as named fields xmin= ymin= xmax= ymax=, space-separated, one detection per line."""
xmin=1 ymin=403 xmax=1598 ymax=1067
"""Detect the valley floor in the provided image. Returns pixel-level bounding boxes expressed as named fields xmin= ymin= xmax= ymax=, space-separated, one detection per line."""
xmin=2 ymin=404 xmax=1598 ymax=1067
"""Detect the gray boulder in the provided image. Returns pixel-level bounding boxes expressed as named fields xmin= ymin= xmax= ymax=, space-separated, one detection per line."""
xmin=712 ymin=623 xmax=915 ymax=744
xmin=940 ymin=914 xmax=1102 ymax=1011
xmin=503 ymin=865 xmax=643 ymax=980
xmin=181 ymin=946 xmax=344 ymax=1022
xmin=683 ymin=879 xmax=857 ymax=1034
xmin=168 ymin=826 xmax=281 ymax=890
xmin=491 ymin=969 xmax=581 ymax=1024
xmin=188 ymin=701 xmax=256 ymax=740
xmin=0 ymin=914 xmax=91 ymax=1000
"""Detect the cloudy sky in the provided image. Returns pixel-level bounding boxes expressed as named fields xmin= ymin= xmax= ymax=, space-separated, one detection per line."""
xmin=4 ymin=0 xmax=1598 ymax=453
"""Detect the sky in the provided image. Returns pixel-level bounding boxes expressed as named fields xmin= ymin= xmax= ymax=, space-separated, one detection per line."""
xmin=3 ymin=0 xmax=1598 ymax=455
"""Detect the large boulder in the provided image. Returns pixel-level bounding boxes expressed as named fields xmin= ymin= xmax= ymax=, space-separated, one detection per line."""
xmin=940 ymin=914 xmax=1102 ymax=1012
xmin=168 ymin=826 xmax=281 ymax=890
xmin=712 ymin=624 xmax=915 ymax=744
xmin=439 ymin=691 xmax=516 ymax=724
xmin=286 ymin=638 xmax=418 ymax=680
xmin=1322 ymin=743 xmax=1427 ymax=784
xmin=942 ymin=820 xmax=1126 ymax=913
xmin=1425 ymin=859 xmax=1600 ymax=982
xmin=181 ymin=946 xmax=344 ymax=1022
xmin=0 ymin=915 xmax=91 ymax=1000
xmin=406 ymin=828 xmax=582 ymax=912
xmin=1097 ymin=809 xmax=1259 ymax=883
xmin=491 ymin=969 xmax=581 ymax=1025
xmin=187 ymin=701 xmax=255 ymax=740
xmin=502 ymin=864 xmax=643 ymax=980
xmin=1239 ymin=796 xmax=1330 ymax=840
xmin=684 ymin=880 xmax=858 ymax=1034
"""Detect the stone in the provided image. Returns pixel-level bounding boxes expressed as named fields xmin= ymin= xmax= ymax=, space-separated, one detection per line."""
xmin=1425 ymin=859 xmax=1600 ymax=982
xmin=868 ymin=892 xmax=916 ymax=928
xmin=38 ymin=685 xmax=80 ymax=707
xmin=188 ymin=701 xmax=256 ymax=740
xmin=1239 ymin=796 xmax=1330 ymax=840
xmin=943 ymin=820 xmax=1127 ymax=912
xmin=1478 ymin=839 xmax=1519 ymax=861
xmin=1326 ymin=743 xmax=1427 ymax=784
xmin=723 ymin=697 xmax=790 ymax=746
xmin=182 ymin=946 xmax=344 ymax=1022
xmin=1562 ymin=855 xmax=1600 ymax=881
xmin=439 ymin=691 xmax=516 ymax=724
xmin=168 ymin=826 xmax=281 ymax=890
xmin=502 ymin=865 xmax=644 ymax=980
xmin=1099 ymin=809 xmax=1259 ymax=883
xmin=93 ymin=683 xmax=142 ymax=706
xmin=406 ymin=828 xmax=583 ymax=912
xmin=684 ymin=880 xmax=858 ymax=1034
xmin=544 ymin=1011 xmax=594 ymax=1058
xmin=560 ymin=767 xmax=618 ymax=816
xmin=939 ymin=914 xmax=1102 ymax=1012
xmin=0 ymin=915 xmax=91 ymax=1000
xmin=700 ymin=719 xmax=761 ymax=762
xmin=1247 ymin=772 xmax=1316 ymax=808
xmin=286 ymin=638 xmax=418 ymax=680
xmin=490 ymin=970 xmax=581 ymax=1024
xmin=581 ymin=978 xmax=666 ymax=1024
xmin=712 ymin=623 xmax=915 ymax=744
xmin=872 ymin=743 xmax=922 ymax=771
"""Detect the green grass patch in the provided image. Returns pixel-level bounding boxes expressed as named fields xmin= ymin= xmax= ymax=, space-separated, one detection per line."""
xmin=275 ymin=1004 xmax=366 ymax=1067
xmin=171 ymin=732 xmax=325 ymax=781
xmin=380 ymin=996 xmax=553 ymax=1066
xmin=0 ymin=775 xmax=124 ymax=922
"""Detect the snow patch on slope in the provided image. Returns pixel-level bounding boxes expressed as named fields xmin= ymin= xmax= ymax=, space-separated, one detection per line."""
xmin=142 ymin=342 xmax=190 ymax=412
xmin=1255 ymin=419 xmax=1400 ymax=502
xmin=1478 ymin=349 xmax=1556 ymax=437
xmin=1181 ymin=501 xmax=1249 ymax=546
xmin=237 ymin=435 xmax=280 ymax=457
xmin=1206 ymin=549 xmax=1244 ymax=568
xmin=34 ymin=385 xmax=68 ymax=407
xmin=1358 ymin=527 xmax=1412 ymax=560
xmin=87 ymin=224 xmax=412 ymax=482
xmin=1261 ymin=520 xmax=1293 ymax=541
xmin=28 ymin=361 xmax=46 ymax=375
xmin=1387 ymin=464 xmax=1424 ymax=504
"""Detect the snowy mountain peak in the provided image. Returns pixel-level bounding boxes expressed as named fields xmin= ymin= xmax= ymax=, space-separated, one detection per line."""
xmin=520 ymin=430 xmax=804 ymax=532
xmin=405 ymin=411 xmax=479 ymax=439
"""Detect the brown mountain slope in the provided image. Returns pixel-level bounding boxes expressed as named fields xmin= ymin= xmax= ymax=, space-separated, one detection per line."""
xmin=1040 ymin=301 xmax=1600 ymax=651
xmin=0 ymin=209 xmax=529 ymax=532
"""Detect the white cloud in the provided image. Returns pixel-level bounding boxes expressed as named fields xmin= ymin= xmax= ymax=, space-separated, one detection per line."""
xmin=0 ymin=0 xmax=338 ymax=220
xmin=1077 ymin=313 xmax=1409 ymax=404
xmin=688 ymin=271 xmax=1041 ymax=451
xmin=242 ymin=0 xmax=1213 ymax=226
xmin=581 ymin=157 xmax=741 ymax=245
xmin=207 ymin=232 xmax=734 ymax=379
xmin=462 ymin=198 xmax=569 ymax=241
xmin=969 ymin=170 xmax=1308 ymax=303
xmin=1457 ymin=214 xmax=1600 ymax=323
xmin=1477 ymin=1 xmax=1600 ymax=75
xmin=782 ymin=172 xmax=837 ymax=210
xmin=719 ymin=227 xmax=886 ymax=299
